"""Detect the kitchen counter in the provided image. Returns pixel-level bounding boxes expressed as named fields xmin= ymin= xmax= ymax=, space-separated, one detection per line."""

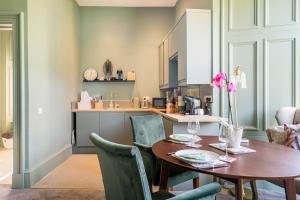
xmin=157 ymin=113 xmax=225 ymax=123
xmin=72 ymin=108 xmax=157 ymax=112
xmin=72 ymin=108 xmax=224 ymax=123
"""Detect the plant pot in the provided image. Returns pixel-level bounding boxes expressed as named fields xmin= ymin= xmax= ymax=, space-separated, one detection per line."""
xmin=2 ymin=138 xmax=13 ymax=149
xmin=1 ymin=131 xmax=13 ymax=149
xmin=227 ymin=127 xmax=243 ymax=148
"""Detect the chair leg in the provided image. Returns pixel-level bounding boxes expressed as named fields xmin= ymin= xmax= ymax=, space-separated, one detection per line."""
xmin=193 ymin=177 xmax=200 ymax=188
xmin=250 ymin=180 xmax=258 ymax=200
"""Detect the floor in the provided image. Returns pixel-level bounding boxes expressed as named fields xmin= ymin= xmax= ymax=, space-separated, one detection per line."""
xmin=0 ymin=148 xmax=13 ymax=185
xmin=33 ymin=155 xmax=103 ymax=190
xmin=0 ymin=154 xmax=297 ymax=200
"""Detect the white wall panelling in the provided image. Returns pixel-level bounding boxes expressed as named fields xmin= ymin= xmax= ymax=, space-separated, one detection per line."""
xmin=228 ymin=0 xmax=258 ymax=31
xmin=228 ymin=41 xmax=259 ymax=130
xmin=221 ymin=0 xmax=300 ymax=131
xmin=263 ymin=38 xmax=297 ymax=127
xmin=264 ymin=0 xmax=298 ymax=27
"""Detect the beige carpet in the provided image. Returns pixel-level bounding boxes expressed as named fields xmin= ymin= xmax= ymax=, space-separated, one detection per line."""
xmin=0 ymin=148 xmax=13 ymax=185
xmin=0 ymin=187 xmax=105 ymax=200
xmin=33 ymin=154 xmax=104 ymax=190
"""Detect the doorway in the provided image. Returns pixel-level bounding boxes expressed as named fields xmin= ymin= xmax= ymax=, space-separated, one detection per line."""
xmin=0 ymin=24 xmax=13 ymax=187
xmin=0 ymin=13 xmax=24 ymax=189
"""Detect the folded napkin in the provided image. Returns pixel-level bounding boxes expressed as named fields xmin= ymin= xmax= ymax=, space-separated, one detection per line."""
xmin=209 ymin=143 xmax=256 ymax=154
xmin=179 ymin=153 xmax=208 ymax=161
xmin=190 ymin=160 xmax=229 ymax=169
xmin=172 ymin=154 xmax=228 ymax=169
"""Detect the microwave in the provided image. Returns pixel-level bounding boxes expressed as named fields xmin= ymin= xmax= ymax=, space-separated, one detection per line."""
xmin=152 ymin=98 xmax=166 ymax=109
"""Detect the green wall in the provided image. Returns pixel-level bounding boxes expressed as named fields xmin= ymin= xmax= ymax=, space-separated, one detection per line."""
xmin=80 ymin=7 xmax=174 ymax=99
xmin=174 ymin=0 xmax=212 ymax=23
xmin=27 ymin=0 xmax=80 ymax=170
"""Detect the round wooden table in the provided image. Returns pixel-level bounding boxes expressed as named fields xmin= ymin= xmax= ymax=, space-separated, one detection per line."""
xmin=152 ymin=136 xmax=300 ymax=200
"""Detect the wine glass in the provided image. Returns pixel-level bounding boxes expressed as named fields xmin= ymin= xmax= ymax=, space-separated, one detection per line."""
xmin=219 ymin=125 xmax=230 ymax=160
xmin=187 ymin=119 xmax=201 ymax=146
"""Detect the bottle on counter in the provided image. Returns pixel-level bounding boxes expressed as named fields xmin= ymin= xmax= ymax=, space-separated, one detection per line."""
xmin=178 ymin=96 xmax=185 ymax=114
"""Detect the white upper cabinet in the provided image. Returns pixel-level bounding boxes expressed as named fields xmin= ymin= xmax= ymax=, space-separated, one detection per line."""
xmin=159 ymin=43 xmax=164 ymax=87
xmin=163 ymin=39 xmax=169 ymax=87
xmin=159 ymin=38 xmax=171 ymax=88
xmin=178 ymin=9 xmax=211 ymax=86
xmin=159 ymin=9 xmax=211 ymax=88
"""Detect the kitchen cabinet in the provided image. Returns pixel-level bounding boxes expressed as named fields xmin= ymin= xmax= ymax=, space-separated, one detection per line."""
xmin=160 ymin=9 xmax=212 ymax=88
xmin=159 ymin=38 xmax=178 ymax=89
xmin=178 ymin=9 xmax=211 ymax=86
xmin=76 ymin=112 xmax=100 ymax=147
xmin=163 ymin=39 xmax=170 ymax=87
xmin=100 ymin=112 xmax=124 ymax=144
xmin=74 ymin=111 xmax=150 ymax=153
xmin=159 ymin=43 xmax=164 ymax=87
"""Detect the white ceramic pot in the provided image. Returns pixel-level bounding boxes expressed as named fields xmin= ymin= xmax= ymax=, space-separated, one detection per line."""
xmin=227 ymin=127 xmax=243 ymax=148
xmin=3 ymin=138 xmax=13 ymax=149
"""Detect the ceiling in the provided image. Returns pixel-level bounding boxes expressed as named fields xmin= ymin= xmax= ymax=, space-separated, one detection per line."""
xmin=75 ymin=0 xmax=178 ymax=7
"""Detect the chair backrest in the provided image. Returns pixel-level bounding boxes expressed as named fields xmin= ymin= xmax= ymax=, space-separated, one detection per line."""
xmin=275 ymin=107 xmax=297 ymax=125
xmin=130 ymin=115 xmax=166 ymax=146
xmin=89 ymin=133 xmax=152 ymax=200
xmin=293 ymin=109 xmax=300 ymax=124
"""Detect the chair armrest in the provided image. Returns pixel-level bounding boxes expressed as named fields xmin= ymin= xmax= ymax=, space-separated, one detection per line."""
xmin=168 ymin=183 xmax=221 ymax=200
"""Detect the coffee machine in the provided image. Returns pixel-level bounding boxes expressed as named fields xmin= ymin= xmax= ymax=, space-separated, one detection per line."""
xmin=184 ymin=96 xmax=202 ymax=115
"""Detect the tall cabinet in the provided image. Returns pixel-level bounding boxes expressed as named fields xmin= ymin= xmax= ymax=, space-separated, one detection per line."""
xmin=159 ymin=9 xmax=212 ymax=88
xmin=159 ymin=39 xmax=171 ymax=88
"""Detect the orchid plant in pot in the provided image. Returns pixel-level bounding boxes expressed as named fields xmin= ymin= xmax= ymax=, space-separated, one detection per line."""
xmin=213 ymin=66 xmax=246 ymax=148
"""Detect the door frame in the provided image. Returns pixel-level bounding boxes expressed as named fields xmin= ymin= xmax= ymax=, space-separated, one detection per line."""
xmin=0 ymin=12 xmax=26 ymax=188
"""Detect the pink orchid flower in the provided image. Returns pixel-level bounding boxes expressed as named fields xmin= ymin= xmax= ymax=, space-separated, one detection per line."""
xmin=213 ymin=72 xmax=226 ymax=88
xmin=227 ymin=82 xmax=237 ymax=93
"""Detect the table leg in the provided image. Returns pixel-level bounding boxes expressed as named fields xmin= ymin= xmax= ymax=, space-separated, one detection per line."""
xmin=235 ymin=179 xmax=243 ymax=200
xmin=159 ymin=161 xmax=170 ymax=191
xmin=193 ymin=177 xmax=200 ymax=188
xmin=250 ymin=180 xmax=258 ymax=200
xmin=284 ymin=179 xmax=296 ymax=200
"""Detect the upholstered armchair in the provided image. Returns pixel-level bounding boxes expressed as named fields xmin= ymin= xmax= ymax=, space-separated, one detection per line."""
xmin=89 ymin=133 xmax=221 ymax=200
xmin=130 ymin=115 xmax=200 ymax=189
xmin=266 ymin=107 xmax=300 ymax=144
xmin=266 ymin=107 xmax=300 ymax=193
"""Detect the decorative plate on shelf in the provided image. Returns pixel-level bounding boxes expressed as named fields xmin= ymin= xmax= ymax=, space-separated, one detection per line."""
xmin=83 ymin=68 xmax=98 ymax=81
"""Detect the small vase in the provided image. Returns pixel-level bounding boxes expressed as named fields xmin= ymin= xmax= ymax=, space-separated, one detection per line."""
xmin=227 ymin=127 xmax=243 ymax=148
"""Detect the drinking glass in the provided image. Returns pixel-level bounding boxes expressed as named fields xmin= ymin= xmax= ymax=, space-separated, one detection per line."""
xmin=219 ymin=125 xmax=230 ymax=160
xmin=187 ymin=119 xmax=201 ymax=145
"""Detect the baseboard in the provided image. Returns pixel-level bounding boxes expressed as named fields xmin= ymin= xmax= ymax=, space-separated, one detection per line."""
xmin=12 ymin=173 xmax=24 ymax=188
xmin=24 ymin=144 xmax=72 ymax=188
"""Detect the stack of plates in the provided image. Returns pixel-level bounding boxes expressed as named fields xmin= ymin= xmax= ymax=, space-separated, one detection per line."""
xmin=174 ymin=149 xmax=219 ymax=164
xmin=169 ymin=134 xmax=201 ymax=143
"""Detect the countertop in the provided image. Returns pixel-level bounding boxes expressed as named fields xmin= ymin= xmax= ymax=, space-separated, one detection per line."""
xmin=72 ymin=108 xmax=163 ymax=112
xmin=72 ymin=108 xmax=224 ymax=123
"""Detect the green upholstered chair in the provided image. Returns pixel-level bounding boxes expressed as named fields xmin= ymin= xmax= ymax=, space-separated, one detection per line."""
xmin=90 ymin=133 xmax=221 ymax=200
xmin=130 ymin=115 xmax=200 ymax=189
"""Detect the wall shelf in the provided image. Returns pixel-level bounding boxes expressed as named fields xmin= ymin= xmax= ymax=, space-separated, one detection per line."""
xmin=83 ymin=79 xmax=135 ymax=83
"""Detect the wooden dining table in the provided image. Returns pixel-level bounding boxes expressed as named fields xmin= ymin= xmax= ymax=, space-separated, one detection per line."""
xmin=152 ymin=136 xmax=300 ymax=200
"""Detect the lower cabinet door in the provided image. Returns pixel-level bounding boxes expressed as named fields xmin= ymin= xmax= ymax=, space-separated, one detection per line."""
xmin=76 ymin=112 xmax=100 ymax=147
xmin=100 ymin=112 xmax=125 ymax=144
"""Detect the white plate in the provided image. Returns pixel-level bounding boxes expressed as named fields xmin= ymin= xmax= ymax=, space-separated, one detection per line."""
xmin=169 ymin=134 xmax=201 ymax=143
xmin=175 ymin=149 xmax=219 ymax=164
